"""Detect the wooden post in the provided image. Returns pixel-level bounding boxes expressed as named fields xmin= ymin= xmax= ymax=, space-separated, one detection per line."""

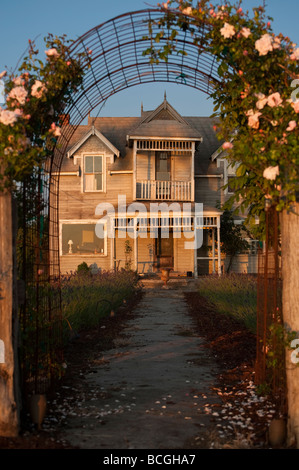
xmin=134 ymin=218 xmax=138 ymax=272
xmin=212 ymin=228 xmax=216 ymax=274
xmin=133 ymin=141 xmax=137 ymax=201
xmin=0 ymin=189 xmax=20 ymax=437
xmin=191 ymin=142 xmax=195 ymax=202
xmin=193 ymin=227 xmax=198 ymax=279
xmin=217 ymin=217 xmax=221 ymax=276
xmin=280 ymin=202 xmax=299 ymax=447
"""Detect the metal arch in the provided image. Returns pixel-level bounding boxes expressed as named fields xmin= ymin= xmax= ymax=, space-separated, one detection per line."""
xmin=49 ymin=6 xmax=222 ymax=313
xmin=64 ymin=9 xmax=219 ymax=127
xmin=20 ymin=8 xmax=222 ymax=397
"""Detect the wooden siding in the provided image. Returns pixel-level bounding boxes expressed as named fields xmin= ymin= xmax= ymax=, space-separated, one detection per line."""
xmin=136 ymin=152 xmax=155 ymax=181
xmin=195 ymin=177 xmax=224 ymax=207
xmin=60 ymin=254 xmax=110 ymax=274
xmin=172 ymin=154 xmax=191 ymax=181
xmin=175 ymin=236 xmax=194 ymax=273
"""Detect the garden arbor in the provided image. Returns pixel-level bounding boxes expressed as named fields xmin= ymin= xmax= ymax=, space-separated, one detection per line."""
xmin=0 ymin=5 xmax=297 ymax=446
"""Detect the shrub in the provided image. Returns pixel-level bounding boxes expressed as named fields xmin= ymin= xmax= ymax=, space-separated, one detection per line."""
xmin=197 ymin=274 xmax=257 ymax=333
xmin=61 ymin=269 xmax=139 ymax=338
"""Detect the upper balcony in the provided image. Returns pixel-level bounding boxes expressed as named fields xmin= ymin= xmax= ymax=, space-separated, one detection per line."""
xmin=136 ymin=180 xmax=192 ymax=201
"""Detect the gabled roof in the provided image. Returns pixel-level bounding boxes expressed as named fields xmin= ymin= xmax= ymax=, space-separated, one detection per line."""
xmin=211 ymin=145 xmax=226 ymax=162
xmin=128 ymin=95 xmax=203 ymax=141
xmin=140 ymin=93 xmax=189 ymax=125
xmin=66 ymin=125 xmax=120 ymax=158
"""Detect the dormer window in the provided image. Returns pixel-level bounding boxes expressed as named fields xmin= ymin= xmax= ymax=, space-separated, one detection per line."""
xmin=84 ymin=155 xmax=103 ymax=192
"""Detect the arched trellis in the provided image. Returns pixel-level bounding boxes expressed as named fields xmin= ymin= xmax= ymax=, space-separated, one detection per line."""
xmin=49 ymin=8 xmax=221 ymax=279
xmin=19 ymin=9 xmax=280 ymax=401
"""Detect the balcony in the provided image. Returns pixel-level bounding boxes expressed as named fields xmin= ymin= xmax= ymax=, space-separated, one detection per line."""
xmin=136 ymin=180 xmax=192 ymax=201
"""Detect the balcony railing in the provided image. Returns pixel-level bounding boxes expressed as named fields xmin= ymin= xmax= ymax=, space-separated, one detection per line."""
xmin=136 ymin=180 xmax=192 ymax=201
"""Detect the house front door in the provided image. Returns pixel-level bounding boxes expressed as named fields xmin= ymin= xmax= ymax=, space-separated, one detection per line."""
xmin=154 ymin=228 xmax=174 ymax=270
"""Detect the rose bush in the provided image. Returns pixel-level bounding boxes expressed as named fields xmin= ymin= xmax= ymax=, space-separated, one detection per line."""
xmin=144 ymin=0 xmax=299 ymax=232
xmin=0 ymin=34 xmax=90 ymax=189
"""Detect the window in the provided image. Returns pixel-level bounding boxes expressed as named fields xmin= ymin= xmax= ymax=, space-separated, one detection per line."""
xmin=84 ymin=155 xmax=103 ymax=191
xmin=61 ymin=222 xmax=106 ymax=255
xmin=238 ymin=239 xmax=261 ymax=255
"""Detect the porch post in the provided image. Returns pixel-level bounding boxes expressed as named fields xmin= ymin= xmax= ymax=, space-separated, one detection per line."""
xmin=194 ymin=224 xmax=198 ymax=278
xmin=110 ymin=217 xmax=115 ymax=270
xmin=133 ymin=141 xmax=137 ymax=200
xmin=212 ymin=228 xmax=216 ymax=274
xmin=134 ymin=218 xmax=138 ymax=272
xmin=191 ymin=142 xmax=195 ymax=202
xmin=217 ymin=217 xmax=221 ymax=276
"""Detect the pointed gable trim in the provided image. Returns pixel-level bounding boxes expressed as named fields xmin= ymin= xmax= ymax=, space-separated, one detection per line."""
xmin=139 ymin=97 xmax=189 ymax=126
xmin=67 ymin=125 xmax=120 ymax=158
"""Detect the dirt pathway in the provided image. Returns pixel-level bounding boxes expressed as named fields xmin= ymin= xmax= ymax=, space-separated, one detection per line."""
xmin=59 ymin=283 xmax=221 ymax=449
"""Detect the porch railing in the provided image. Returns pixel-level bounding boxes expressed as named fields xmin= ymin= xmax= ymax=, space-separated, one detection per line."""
xmin=136 ymin=180 xmax=192 ymax=201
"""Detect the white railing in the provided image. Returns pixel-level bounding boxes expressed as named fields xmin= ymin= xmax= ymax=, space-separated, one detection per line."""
xmin=136 ymin=180 xmax=192 ymax=201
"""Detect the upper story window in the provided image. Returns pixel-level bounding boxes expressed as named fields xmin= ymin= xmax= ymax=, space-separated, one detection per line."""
xmin=84 ymin=155 xmax=103 ymax=192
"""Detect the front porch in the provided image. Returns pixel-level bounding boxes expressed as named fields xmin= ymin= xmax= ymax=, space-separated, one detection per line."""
xmin=110 ymin=211 xmax=222 ymax=277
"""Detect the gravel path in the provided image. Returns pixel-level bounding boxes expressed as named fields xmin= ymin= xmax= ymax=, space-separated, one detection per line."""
xmin=60 ymin=284 xmax=221 ymax=449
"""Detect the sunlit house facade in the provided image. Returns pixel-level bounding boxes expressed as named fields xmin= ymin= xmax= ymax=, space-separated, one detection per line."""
xmin=57 ymin=96 xmax=259 ymax=276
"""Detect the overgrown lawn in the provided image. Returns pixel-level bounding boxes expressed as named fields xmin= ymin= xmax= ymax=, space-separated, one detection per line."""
xmin=197 ymin=274 xmax=257 ymax=333
xmin=61 ymin=269 xmax=140 ymax=338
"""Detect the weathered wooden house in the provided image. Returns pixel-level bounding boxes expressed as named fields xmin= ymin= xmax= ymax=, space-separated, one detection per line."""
xmin=58 ymin=96 xmax=259 ymax=276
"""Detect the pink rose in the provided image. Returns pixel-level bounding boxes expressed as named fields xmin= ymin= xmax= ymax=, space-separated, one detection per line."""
xmin=290 ymin=48 xmax=299 ymax=60
xmin=222 ymin=142 xmax=234 ymax=149
xmin=286 ymin=120 xmax=297 ymax=131
xmin=246 ymin=109 xmax=262 ymax=129
xmin=255 ymin=93 xmax=268 ymax=110
xmin=45 ymin=48 xmax=60 ymax=59
xmin=0 ymin=109 xmax=19 ymax=126
xmin=240 ymin=27 xmax=251 ymax=38
xmin=220 ymin=23 xmax=236 ymax=39
xmin=182 ymin=7 xmax=193 ymax=15
xmin=31 ymin=80 xmax=47 ymax=99
xmin=263 ymin=166 xmax=279 ymax=181
xmin=7 ymin=86 xmax=28 ymax=106
xmin=255 ymin=34 xmax=273 ymax=56
xmin=292 ymin=101 xmax=299 ymax=113
xmin=49 ymin=122 xmax=61 ymax=137
xmin=267 ymin=92 xmax=283 ymax=108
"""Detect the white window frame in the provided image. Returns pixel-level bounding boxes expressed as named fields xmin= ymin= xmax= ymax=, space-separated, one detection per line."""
xmin=82 ymin=153 xmax=106 ymax=193
xmin=59 ymin=219 xmax=108 ymax=257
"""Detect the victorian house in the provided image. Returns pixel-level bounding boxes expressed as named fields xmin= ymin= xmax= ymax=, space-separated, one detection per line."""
xmin=57 ymin=95 xmax=259 ymax=276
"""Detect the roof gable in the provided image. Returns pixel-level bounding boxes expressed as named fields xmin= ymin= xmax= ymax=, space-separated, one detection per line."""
xmin=66 ymin=125 xmax=120 ymax=158
xmin=140 ymin=95 xmax=189 ymax=125
xmin=128 ymin=96 xmax=203 ymax=141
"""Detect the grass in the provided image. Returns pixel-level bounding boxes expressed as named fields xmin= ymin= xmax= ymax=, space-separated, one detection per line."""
xmin=197 ymin=273 xmax=257 ymax=333
xmin=61 ymin=269 xmax=140 ymax=339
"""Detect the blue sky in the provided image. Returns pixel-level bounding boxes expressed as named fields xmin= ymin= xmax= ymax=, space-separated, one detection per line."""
xmin=0 ymin=0 xmax=298 ymax=117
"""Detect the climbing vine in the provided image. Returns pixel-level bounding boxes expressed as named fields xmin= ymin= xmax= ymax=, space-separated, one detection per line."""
xmin=144 ymin=0 xmax=299 ymax=228
xmin=0 ymin=34 xmax=90 ymax=189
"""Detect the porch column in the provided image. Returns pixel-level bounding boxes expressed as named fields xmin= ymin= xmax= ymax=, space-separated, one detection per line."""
xmin=110 ymin=217 xmax=115 ymax=270
xmin=212 ymin=228 xmax=216 ymax=274
xmin=134 ymin=218 xmax=138 ymax=272
xmin=193 ymin=225 xmax=198 ymax=279
xmin=133 ymin=141 xmax=137 ymax=200
xmin=191 ymin=142 xmax=195 ymax=202
xmin=217 ymin=217 xmax=221 ymax=276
